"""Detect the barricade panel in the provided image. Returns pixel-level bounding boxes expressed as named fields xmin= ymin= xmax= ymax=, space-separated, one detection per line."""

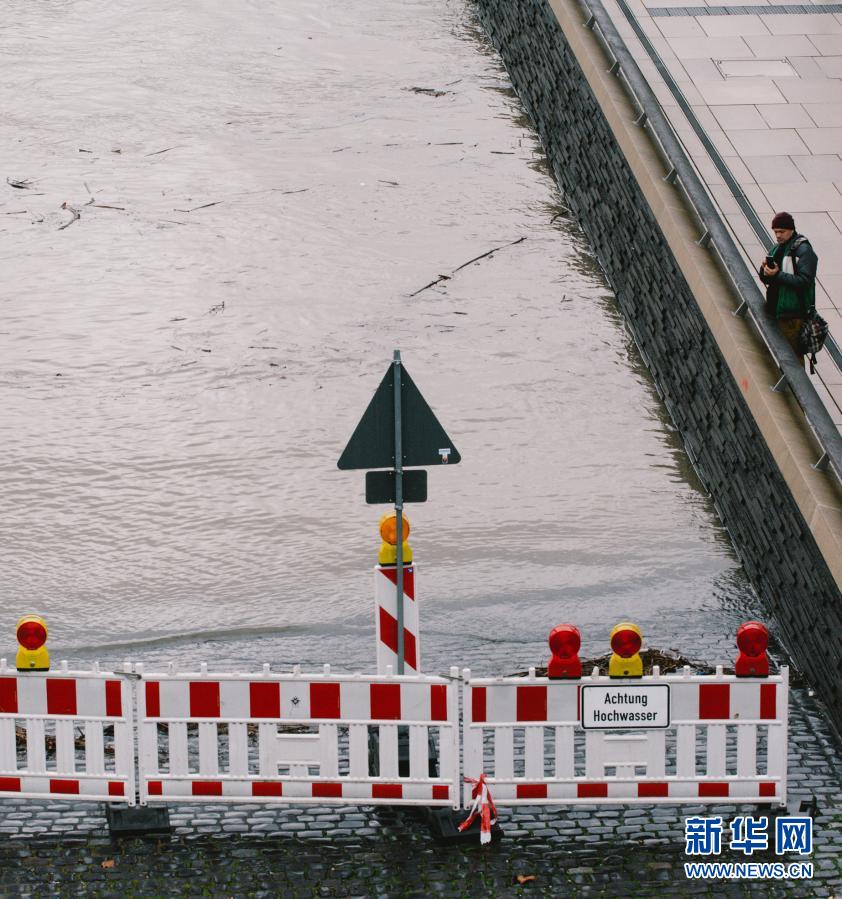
xmin=462 ymin=668 xmax=788 ymax=807
xmin=0 ymin=662 xmax=135 ymax=804
xmin=136 ymin=666 xmax=460 ymax=807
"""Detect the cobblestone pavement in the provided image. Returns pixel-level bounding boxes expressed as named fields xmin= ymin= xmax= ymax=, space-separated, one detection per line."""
xmin=0 ymin=827 xmax=824 ymax=898
xmin=1 ymin=682 xmax=840 ymax=897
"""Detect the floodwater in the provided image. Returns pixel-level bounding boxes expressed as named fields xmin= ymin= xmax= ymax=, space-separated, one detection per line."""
xmin=0 ymin=0 xmax=760 ymax=674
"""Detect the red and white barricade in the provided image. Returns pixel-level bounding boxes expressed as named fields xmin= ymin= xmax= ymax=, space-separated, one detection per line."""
xmin=136 ymin=662 xmax=459 ymax=806
xmin=0 ymin=660 xmax=136 ymax=803
xmin=462 ymin=666 xmax=788 ymax=807
xmin=375 ymin=564 xmax=420 ymax=675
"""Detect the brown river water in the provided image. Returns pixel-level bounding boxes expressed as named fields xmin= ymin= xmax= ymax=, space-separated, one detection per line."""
xmin=0 ymin=0 xmax=759 ymax=673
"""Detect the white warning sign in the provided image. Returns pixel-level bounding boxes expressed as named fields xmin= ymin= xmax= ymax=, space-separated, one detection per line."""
xmin=581 ymin=685 xmax=670 ymax=730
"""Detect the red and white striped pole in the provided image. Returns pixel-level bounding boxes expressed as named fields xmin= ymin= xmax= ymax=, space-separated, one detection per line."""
xmin=375 ymin=513 xmax=420 ymax=675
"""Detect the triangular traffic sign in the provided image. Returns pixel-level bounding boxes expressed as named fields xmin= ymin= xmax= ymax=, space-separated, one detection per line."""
xmin=337 ymin=362 xmax=461 ymax=470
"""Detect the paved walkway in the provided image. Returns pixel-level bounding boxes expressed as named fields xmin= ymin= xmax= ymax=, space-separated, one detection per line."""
xmin=603 ymin=0 xmax=842 ymax=425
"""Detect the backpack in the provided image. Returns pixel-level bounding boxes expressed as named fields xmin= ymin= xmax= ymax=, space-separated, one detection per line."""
xmin=797 ymin=307 xmax=829 ymax=374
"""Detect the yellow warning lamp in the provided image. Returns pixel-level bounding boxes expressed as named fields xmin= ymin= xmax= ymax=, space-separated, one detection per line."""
xmin=608 ymin=622 xmax=643 ymax=678
xmin=378 ymin=512 xmax=413 ymax=565
xmin=16 ymin=616 xmax=50 ymax=672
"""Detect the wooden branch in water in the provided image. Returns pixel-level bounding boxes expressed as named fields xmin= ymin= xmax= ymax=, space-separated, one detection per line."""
xmin=451 ymin=236 xmax=526 ymax=273
xmin=409 ymin=274 xmax=451 ymax=298
xmin=409 ymin=237 xmax=527 ymax=297
xmin=174 ymin=201 xmax=222 ymax=213
xmin=58 ymin=202 xmax=80 ymax=230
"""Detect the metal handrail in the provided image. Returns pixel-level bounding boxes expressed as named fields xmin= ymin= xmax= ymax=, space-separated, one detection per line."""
xmin=581 ymin=0 xmax=842 ymax=486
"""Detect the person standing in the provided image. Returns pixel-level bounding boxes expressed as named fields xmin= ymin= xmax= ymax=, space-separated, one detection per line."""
xmin=759 ymin=212 xmax=818 ymax=368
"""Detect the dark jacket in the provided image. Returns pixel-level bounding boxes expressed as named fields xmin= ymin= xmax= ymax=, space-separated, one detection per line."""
xmin=759 ymin=234 xmax=818 ymax=319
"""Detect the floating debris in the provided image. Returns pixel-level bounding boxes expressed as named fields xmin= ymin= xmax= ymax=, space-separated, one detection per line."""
xmin=405 ymin=86 xmax=448 ymax=97
xmin=174 ymin=201 xmax=222 ymax=213
xmin=58 ymin=202 xmax=81 ymax=230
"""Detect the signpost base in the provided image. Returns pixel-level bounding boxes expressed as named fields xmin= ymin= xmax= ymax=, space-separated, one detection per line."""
xmin=421 ymin=807 xmax=504 ymax=844
xmin=105 ymin=804 xmax=172 ymax=836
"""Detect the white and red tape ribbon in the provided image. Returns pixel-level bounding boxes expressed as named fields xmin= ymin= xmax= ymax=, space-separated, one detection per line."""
xmin=458 ymin=773 xmax=497 ymax=844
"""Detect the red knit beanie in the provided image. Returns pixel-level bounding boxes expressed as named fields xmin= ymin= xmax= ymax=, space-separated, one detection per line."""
xmin=771 ymin=211 xmax=795 ymax=230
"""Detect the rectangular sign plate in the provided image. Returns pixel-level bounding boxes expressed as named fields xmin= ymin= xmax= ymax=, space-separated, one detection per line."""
xmin=365 ymin=469 xmax=427 ymax=504
xmin=581 ymin=685 xmax=670 ymax=730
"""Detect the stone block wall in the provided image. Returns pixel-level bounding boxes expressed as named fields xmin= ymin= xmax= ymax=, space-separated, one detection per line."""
xmin=473 ymin=0 xmax=842 ymax=729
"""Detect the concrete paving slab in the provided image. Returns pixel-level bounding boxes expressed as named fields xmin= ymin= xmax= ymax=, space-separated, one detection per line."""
xmin=698 ymin=13 xmax=771 ymax=35
xmin=817 ymin=292 xmax=842 ymax=316
xmin=819 ymin=347 xmax=842 ymax=381
xmin=711 ymin=103 xmax=770 ymax=128
xmin=803 ymin=102 xmax=842 ymax=127
xmin=816 ymin=251 xmax=842 ymax=273
xmin=819 ymin=272 xmax=842 ymax=302
xmin=654 ymin=16 xmax=706 ymax=36
xmin=764 ymin=12 xmax=842 ymax=33
xmin=680 ymin=58 xmax=726 ymax=80
xmin=625 ymin=0 xmax=649 ymax=14
xmin=691 ymin=153 xmax=730 ymax=184
xmin=729 ymin=126 xmax=810 ymax=154
xmin=808 ymin=33 xmax=842 ymax=54
xmin=777 ymin=78 xmax=842 ymax=103
xmin=814 ymin=282 xmax=838 ymax=313
xmin=745 ymin=33 xmax=823 ymax=55
xmin=797 ymin=126 xmax=842 ymax=152
xmin=788 ymin=209 xmax=842 ymax=237
xmin=669 ymin=36 xmax=758 ymax=59
xmin=639 ymin=15 xmax=668 ymax=40
xmin=816 ymin=56 xmax=842 ymax=77
xmin=743 ymin=181 xmax=777 ymax=212
xmin=719 ymin=188 xmax=750 ymax=217
xmin=725 ymin=209 xmax=769 ymax=251
xmin=792 ymin=152 xmax=842 ymax=179
xmin=721 ymin=152 xmax=755 ymax=181
xmin=708 ymin=126 xmax=740 ymax=154
xmin=696 ymin=77 xmax=788 ymax=104
xmin=689 ymin=103 xmax=726 ymax=131
xmin=742 ymin=153 xmax=806 ymax=181
xmin=789 ymin=55 xmax=827 ymax=78
xmin=818 ymin=306 xmax=842 ymax=338
xmin=814 ymin=378 xmax=842 ymax=422
xmin=706 ymin=0 xmax=774 ymax=6
xmin=757 ymin=101 xmax=817 ymax=127
xmin=761 ymin=179 xmax=842 ymax=210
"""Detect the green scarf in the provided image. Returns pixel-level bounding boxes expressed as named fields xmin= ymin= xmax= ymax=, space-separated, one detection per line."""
xmin=770 ymin=237 xmax=813 ymax=319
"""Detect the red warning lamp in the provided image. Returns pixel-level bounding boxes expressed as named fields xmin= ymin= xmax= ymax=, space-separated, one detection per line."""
xmin=611 ymin=626 xmax=641 ymax=658
xmin=547 ymin=625 xmax=581 ymax=679
xmin=17 ymin=619 xmax=47 ymax=650
xmin=609 ymin=622 xmax=643 ymax=677
xmin=735 ymin=621 xmax=769 ymax=677
xmin=16 ymin=615 xmax=50 ymax=672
